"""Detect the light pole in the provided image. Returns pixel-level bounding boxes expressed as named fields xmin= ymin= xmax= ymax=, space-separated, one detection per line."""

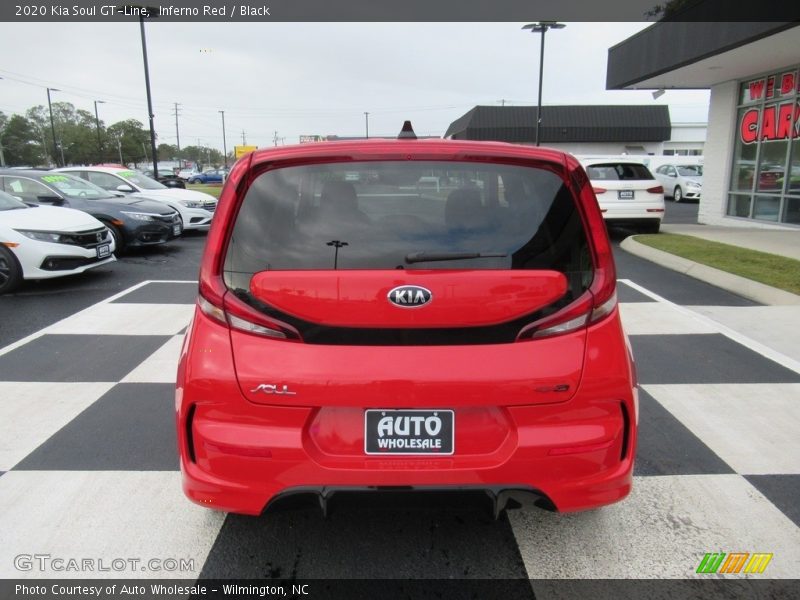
xmin=46 ymin=87 xmax=60 ymax=166
xmin=93 ymin=100 xmax=105 ymax=164
xmin=364 ymin=112 xmax=369 ymax=139
xmin=522 ymin=21 xmax=565 ymax=147
xmin=326 ymin=240 xmax=348 ymax=270
xmin=123 ymin=5 xmax=160 ymax=177
xmin=219 ymin=110 xmax=227 ymax=167
xmin=0 ymin=76 xmax=5 ymax=167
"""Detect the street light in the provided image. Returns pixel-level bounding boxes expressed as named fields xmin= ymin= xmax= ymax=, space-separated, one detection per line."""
xmin=93 ymin=100 xmax=106 ymax=164
xmin=46 ymin=87 xmax=61 ymax=166
xmin=121 ymin=5 xmax=160 ymax=177
xmin=522 ymin=21 xmax=566 ymax=147
xmin=219 ymin=110 xmax=227 ymax=168
xmin=364 ymin=112 xmax=370 ymax=139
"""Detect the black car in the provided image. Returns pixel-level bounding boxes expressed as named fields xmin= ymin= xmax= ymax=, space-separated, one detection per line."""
xmin=0 ymin=170 xmax=182 ymax=254
xmin=143 ymin=168 xmax=186 ymax=189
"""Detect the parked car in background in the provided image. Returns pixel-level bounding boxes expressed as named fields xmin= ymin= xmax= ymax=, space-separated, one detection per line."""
xmin=580 ymin=158 xmax=665 ymax=233
xmin=0 ymin=170 xmax=182 ymax=255
xmin=177 ymin=127 xmax=637 ymax=516
xmin=142 ymin=167 xmax=186 ymax=189
xmin=178 ymin=167 xmax=201 ymax=181
xmin=0 ymin=189 xmax=115 ymax=294
xmin=653 ymin=163 xmax=703 ymax=202
xmin=55 ymin=166 xmax=217 ymax=231
xmin=188 ymin=169 xmax=226 ymax=184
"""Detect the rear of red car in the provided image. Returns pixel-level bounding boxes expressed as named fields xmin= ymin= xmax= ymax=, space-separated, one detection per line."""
xmin=176 ymin=137 xmax=637 ymax=516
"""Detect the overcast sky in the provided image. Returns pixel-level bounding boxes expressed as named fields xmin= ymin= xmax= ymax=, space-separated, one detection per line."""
xmin=0 ymin=22 xmax=711 ymax=152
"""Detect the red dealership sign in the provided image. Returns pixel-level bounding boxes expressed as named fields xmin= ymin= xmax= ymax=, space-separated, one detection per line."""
xmin=739 ymin=68 xmax=800 ymax=144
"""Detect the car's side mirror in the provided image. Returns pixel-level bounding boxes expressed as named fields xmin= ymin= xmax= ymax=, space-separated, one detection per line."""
xmin=116 ymin=184 xmax=135 ymax=193
xmin=36 ymin=195 xmax=63 ymax=205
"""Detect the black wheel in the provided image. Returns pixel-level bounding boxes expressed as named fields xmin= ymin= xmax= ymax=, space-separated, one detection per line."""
xmin=673 ymin=186 xmax=683 ymax=202
xmin=0 ymin=245 xmax=23 ymax=295
xmin=103 ymin=222 xmax=125 ymax=256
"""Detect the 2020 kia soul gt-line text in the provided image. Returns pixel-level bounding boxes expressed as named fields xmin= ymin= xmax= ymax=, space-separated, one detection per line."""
xmin=177 ymin=125 xmax=638 ymax=516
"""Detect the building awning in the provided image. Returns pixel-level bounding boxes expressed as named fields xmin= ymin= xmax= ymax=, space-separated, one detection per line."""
xmin=607 ymin=22 xmax=800 ymax=90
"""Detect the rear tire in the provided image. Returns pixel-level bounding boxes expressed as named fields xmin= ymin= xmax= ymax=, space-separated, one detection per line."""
xmin=641 ymin=221 xmax=661 ymax=234
xmin=673 ymin=186 xmax=683 ymax=202
xmin=0 ymin=246 xmax=23 ymax=295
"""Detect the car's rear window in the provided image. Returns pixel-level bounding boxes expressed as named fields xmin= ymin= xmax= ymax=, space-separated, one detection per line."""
xmin=585 ymin=163 xmax=654 ymax=181
xmin=224 ymin=161 xmax=592 ymax=296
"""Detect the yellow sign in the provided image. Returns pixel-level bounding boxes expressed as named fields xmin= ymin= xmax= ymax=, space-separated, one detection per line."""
xmin=234 ymin=145 xmax=258 ymax=159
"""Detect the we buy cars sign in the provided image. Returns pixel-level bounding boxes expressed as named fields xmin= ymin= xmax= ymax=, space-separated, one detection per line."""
xmin=739 ymin=68 xmax=800 ymax=144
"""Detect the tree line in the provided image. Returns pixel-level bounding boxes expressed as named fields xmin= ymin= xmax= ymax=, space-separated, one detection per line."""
xmin=0 ymin=101 xmax=227 ymax=168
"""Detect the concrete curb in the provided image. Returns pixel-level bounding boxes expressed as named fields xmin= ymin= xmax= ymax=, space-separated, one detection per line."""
xmin=619 ymin=236 xmax=800 ymax=306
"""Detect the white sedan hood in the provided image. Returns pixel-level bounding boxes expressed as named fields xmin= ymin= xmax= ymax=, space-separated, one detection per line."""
xmin=133 ymin=188 xmax=217 ymax=204
xmin=0 ymin=205 xmax=103 ymax=232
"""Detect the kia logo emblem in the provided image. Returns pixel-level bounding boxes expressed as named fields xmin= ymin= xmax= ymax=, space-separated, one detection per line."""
xmin=387 ymin=285 xmax=432 ymax=308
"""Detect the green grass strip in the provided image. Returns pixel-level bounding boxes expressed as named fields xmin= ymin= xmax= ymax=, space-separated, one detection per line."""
xmin=634 ymin=233 xmax=800 ymax=295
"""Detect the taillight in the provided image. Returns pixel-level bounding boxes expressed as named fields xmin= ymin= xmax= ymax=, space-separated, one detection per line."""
xmin=518 ymin=158 xmax=618 ymax=341
xmin=592 ymin=187 xmax=607 ymax=194
xmin=646 ymin=185 xmax=664 ymax=194
xmin=198 ymin=287 xmax=302 ymax=341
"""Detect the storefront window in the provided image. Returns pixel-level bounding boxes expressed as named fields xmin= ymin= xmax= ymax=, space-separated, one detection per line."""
xmin=728 ymin=65 xmax=800 ymax=225
xmin=727 ymin=194 xmax=752 ymax=218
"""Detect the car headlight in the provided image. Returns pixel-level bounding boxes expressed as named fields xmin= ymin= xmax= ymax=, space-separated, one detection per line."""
xmin=687 ymin=181 xmax=701 ymax=189
xmin=15 ymin=230 xmax=63 ymax=243
xmin=178 ymin=199 xmax=202 ymax=208
xmin=120 ymin=211 xmax=157 ymax=222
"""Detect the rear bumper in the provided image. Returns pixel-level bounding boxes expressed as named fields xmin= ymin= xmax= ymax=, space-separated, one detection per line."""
xmin=177 ymin=308 xmax=637 ymax=516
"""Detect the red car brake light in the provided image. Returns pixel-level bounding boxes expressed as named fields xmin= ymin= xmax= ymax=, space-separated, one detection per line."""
xmin=197 ymin=155 xmax=301 ymax=342
xmin=646 ymin=185 xmax=664 ymax=194
xmin=198 ymin=288 xmax=302 ymax=341
xmin=592 ymin=187 xmax=607 ymax=194
xmin=518 ymin=160 xmax=617 ymax=341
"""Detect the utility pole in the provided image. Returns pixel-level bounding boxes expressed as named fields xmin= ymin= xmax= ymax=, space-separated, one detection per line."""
xmin=117 ymin=139 xmax=123 ymax=164
xmin=241 ymin=130 xmax=246 ymax=145
xmin=173 ymin=102 xmax=181 ymax=166
xmin=364 ymin=112 xmax=369 ymax=139
xmin=273 ymin=130 xmax=278 ymax=147
xmin=132 ymin=7 xmax=160 ymax=178
xmin=46 ymin=87 xmax=60 ymax=167
xmin=93 ymin=100 xmax=105 ymax=164
xmin=218 ymin=110 xmax=228 ymax=167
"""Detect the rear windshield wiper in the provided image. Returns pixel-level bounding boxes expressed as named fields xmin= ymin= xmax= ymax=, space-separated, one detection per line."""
xmin=404 ymin=251 xmax=509 ymax=264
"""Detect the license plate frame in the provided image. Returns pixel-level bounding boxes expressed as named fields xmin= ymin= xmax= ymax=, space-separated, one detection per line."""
xmin=172 ymin=223 xmax=182 ymax=236
xmin=96 ymin=244 xmax=111 ymax=259
xmin=618 ymin=190 xmax=635 ymax=200
xmin=364 ymin=409 xmax=454 ymax=455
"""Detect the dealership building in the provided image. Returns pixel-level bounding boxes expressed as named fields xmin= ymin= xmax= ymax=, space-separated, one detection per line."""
xmin=607 ymin=21 xmax=800 ymax=229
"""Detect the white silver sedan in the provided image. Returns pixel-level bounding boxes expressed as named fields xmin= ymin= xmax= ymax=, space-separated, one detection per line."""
xmin=653 ymin=163 xmax=703 ymax=202
xmin=0 ymin=190 xmax=115 ymax=294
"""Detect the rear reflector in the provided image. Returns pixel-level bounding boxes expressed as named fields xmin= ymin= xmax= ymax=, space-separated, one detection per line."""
xmin=548 ymin=438 xmax=615 ymax=456
xmin=646 ymin=208 xmax=665 ymax=213
xmin=646 ymin=186 xmax=664 ymax=194
xmin=592 ymin=187 xmax=607 ymax=194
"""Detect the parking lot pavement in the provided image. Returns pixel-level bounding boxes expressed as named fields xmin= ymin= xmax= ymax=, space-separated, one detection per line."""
xmin=1 ymin=275 xmax=799 ymax=592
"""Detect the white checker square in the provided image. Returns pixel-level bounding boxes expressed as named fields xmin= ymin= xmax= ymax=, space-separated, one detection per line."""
xmin=0 ymin=471 xmax=225 ymax=579
xmin=509 ymin=474 xmax=800 ymax=579
xmin=46 ymin=304 xmax=194 ymax=336
xmin=643 ymin=383 xmax=800 ymax=475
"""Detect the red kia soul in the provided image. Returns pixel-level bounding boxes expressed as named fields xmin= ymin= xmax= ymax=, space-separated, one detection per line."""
xmin=177 ymin=123 xmax=638 ymax=516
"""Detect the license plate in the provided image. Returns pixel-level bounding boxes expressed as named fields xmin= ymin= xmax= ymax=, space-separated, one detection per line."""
xmin=364 ymin=409 xmax=454 ymax=455
xmin=172 ymin=224 xmax=181 ymax=236
xmin=618 ymin=190 xmax=634 ymax=199
xmin=96 ymin=244 xmax=111 ymax=259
